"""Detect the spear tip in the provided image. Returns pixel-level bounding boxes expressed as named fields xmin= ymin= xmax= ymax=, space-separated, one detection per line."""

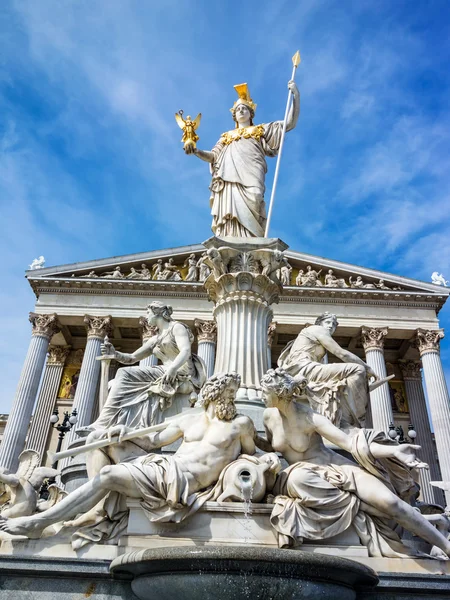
xmin=292 ymin=50 xmax=301 ymax=68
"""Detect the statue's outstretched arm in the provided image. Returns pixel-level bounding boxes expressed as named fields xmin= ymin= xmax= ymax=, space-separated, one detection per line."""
xmin=185 ymin=146 xmax=214 ymax=163
xmin=286 ymin=80 xmax=300 ymax=132
xmin=313 ymin=327 xmax=367 ymax=368
xmin=310 ymin=411 xmax=352 ymax=453
xmin=147 ymin=419 xmax=184 ymax=449
xmin=127 ymin=335 xmax=158 ymax=363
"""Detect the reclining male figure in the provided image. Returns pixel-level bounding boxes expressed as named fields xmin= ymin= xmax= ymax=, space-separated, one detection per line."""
xmin=0 ymin=373 xmax=267 ymax=538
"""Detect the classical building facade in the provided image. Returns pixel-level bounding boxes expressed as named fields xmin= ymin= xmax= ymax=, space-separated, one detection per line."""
xmin=1 ymin=242 xmax=449 ymax=507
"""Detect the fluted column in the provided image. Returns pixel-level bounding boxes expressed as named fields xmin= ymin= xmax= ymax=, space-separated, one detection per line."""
xmin=0 ymin=313 xmax=60 ymax=471
xmin=62 ymin=315 xmax=113 ymax=454
xmin=26 ymin=345 xmax=71 ymax=462
xmin=139 ymin=317 xmax=158 ymax=367
xmin=399 ymin=359 xmax=443 ymax=504
xmin=413 ymin=329 xmax=450 ymax=504
xmin=267 ymin=322 xmax=277 ymax=369
xmin=195 ymin=319 xmax=217 ymax=378
xmin=361 ymin=326 xmax=392 ymax=433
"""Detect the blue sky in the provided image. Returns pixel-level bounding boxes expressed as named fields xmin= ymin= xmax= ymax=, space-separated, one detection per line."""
xmin=1 ymin=0 xmax=450 ymax=413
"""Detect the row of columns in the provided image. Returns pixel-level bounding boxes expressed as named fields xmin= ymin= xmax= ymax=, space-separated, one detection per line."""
xmin=0 ymin=314 xmax=220 ymax=471
xmin=360 ymin=326 xmax=450 ymax=504
xmin=1 ymin=314 xmax=449 ymax=505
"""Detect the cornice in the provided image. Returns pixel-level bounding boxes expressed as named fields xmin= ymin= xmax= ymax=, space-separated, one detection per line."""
xmin=27 ymin=277 xmax=446 ymax=311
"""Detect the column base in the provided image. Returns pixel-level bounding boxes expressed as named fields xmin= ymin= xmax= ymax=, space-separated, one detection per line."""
xmin=60 ymin=438 xmax=88 ymax=493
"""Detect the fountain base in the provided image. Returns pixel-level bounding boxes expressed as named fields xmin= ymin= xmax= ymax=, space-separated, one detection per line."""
xmin=110 ymin=545 xmax=378 ymax=600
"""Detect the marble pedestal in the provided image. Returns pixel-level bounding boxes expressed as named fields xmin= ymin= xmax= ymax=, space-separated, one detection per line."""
xmin=202 ymin=237 xmax=286 ymax=428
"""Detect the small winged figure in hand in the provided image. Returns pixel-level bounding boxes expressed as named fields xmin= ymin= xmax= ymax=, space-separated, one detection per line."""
xmin=175 ymin=110 xmax=202 ymax=153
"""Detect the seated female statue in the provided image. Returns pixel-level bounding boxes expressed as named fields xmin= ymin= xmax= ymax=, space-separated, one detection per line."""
xmin=85 ymin=301 xmax=206 ymax=432
xmin=278 ymin=312 xmax=376 ymax=431
xmin=261 ymin=368 xmax=450 ymax=559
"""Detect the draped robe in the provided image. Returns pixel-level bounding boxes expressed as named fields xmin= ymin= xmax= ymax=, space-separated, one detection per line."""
xmin=209 ymin=122 xmax=284 ymax=238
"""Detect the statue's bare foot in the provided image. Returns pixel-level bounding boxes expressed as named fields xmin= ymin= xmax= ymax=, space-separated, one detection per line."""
xmin=0 ymin=515 xmax=46 ymax=538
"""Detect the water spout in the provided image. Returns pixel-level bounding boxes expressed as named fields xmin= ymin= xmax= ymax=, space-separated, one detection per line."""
xmin=238 ymin=469 xmax=253 ymax=520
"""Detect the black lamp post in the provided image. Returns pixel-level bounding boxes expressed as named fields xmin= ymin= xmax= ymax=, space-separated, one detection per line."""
xmin=388 ymin=422 xmax=417 ymax=444
xmin=50 ymin=408 xmax=78 ymax=470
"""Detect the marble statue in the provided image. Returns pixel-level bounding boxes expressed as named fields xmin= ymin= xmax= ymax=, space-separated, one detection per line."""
xmin=185 ymin=81 xmax=300 ymax=238
xmin=197 ymin=252 xmax=210 ymax=282
xmin=261 ymin=369 xmax=450 ymax=559
xmin=139 ymin=264 xmax=152 ymax=280
xmin=160 ymin=258 xmax=182 ymax=281
xmin=81 ymin=302 xmax=206 ymax=433
xmin=100 ymin=266 xmax=124 ymax=279
xmin=125 ymin=265 xmax=151 ymax=280
xmin=80 ymin=270 xmax=98 ymax=278
xmin=295 ymin=269 xmax=304 ymax=286
xmin=184 ymin=254 xmax=199 ymax=282
xmin=376 ymin=279 xmax=390 ymax=290
xmin=350 ymin=276 xmax=366 ymax=288
xmin=325 ymin=269 xmax=348 ymax=288
xmin=300 ymin=266 xmax=322 ymax=287
xmin=259 ymin=250 xmax=285 ymax=286
xmin=279 ymin=257 xmax=292 ymax=286
xmin=29 ymin=256 xmax=45 ymax=270
xmin=202 ymin=248 xmax=228 ymax=278
xmin=152 ymin=259 xmax=164 ymax=280
xmin=278 ymin=312 xmax=377 ymax=430
xmin=0 ymin=373 xmax=269 ymax=543
xmin=0 ymin=450 xmax=59 ymax=519
xmin=431 ymin=272 xmax=448 ymax=287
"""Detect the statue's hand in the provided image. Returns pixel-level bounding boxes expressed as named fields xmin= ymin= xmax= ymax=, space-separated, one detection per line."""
xmin=101 ymin=340 xmax=116 ymax=357
xmin=105 ymin=425 xmax=129 ymax=444
xmin=392 ymin=444 xmax=428 ymax=470
xmin=162 ymin=365 xmax=178 ymax=385
xmin=184 ymin=145 xmax=197 ymax=155
xmin=288 ymin=79 xmax=298 ymax=94
xmin=366 ymin=366 xmax=378 ymax=382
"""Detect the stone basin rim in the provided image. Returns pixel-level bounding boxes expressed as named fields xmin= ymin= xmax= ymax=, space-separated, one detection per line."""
xmin=110 ymin=545 xmax=379 ymax=589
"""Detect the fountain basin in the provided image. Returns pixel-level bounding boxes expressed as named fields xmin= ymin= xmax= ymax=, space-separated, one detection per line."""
xmin=110 ymin=545 xmax=378 ymax=600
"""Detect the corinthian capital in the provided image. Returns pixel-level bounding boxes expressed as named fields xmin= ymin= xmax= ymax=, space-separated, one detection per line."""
xmin=361 ymin=326 xmax=388 ymax=352
xmin=84 ymin=315 xmax=113 ymax=340
xmin=139 ymin=316 xmax=158 ymax=342
xmin=194 ymin=319 xmax=217 ymax=343
xmin=398 ymin=359 xmax=422 ymax=380
xmin=47 ymin=345 xmax=71 ymax=365
xmin=267 ymin=322 xmax=277 ymax=347
xmin=413 ymin=329 xmax=444 ymax=356
xmin=29 ymin=312 xmax=61 ymax=340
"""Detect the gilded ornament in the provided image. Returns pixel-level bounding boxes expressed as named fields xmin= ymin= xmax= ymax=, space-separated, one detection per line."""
xmin=175 ymin=110 xmax=201 ymax=153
